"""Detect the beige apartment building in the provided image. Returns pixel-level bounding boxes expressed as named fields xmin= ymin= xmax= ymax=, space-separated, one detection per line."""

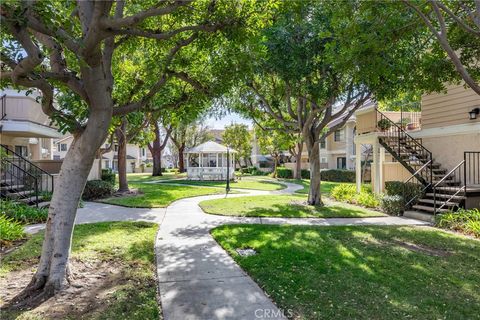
xmin=355 ymin=84 xmax=479 ymax=220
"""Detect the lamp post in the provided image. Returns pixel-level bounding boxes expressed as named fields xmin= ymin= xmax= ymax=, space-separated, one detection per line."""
xmin=226 ymin=146 xmax=230 ymax=194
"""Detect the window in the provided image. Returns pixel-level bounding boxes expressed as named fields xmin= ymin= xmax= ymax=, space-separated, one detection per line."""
xmin=53 ymin=155 xmax=60 ymax=160
xmin=321 ymin=157 xmax=328 ymax=163
xmin=104 ymin=160 xmax=110 ymax=169
xmin=141 ymin=148 xmax=146 ymax=157
xmin=15 ymin=145 xmax=28 ymax=157
xmin=114 ymin=144 xmax=118 ymax=152
xmin=60 ymin=143 xmax=67 ymax=151
xmin=334 ymin=129 xmax=344 ymax=142
xmin=320 ymin=138 xmax=326 ymax=149
xmin=336 ymin=157 xmax=347 ymax=169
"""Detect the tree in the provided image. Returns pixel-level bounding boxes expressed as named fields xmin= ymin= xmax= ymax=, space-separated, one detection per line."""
xmin=171 ymin=119 xmax=213 ymax=171
xmin=222 ymin=123 xmax=252 ymax=166
xmin=147 ymin=118 xmax=172 ymax=176
xmin=235 ymin=0 xmax=448 ymax=205
xmin=114 ymin=113 xmax=148 ymax=191
xmin=0 ymin=0 xmax=267 ymax=299
xmin=402 ymin=0 xmax=480 ymax=95
xmin=255 ymin=124 xmax=294 ymax=177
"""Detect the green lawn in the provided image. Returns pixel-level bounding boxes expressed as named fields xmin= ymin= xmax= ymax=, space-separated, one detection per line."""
xmin=1 ymin=222 xmax=159 ymax=319
xmin=212 ymin=224 xmax=480 ymax=320
xmin=101 ymin=182 xmax=226 ymax=208
xmin=127 ymin=172 xmax=186 ymax=182
xmin=289 ymin=179 xmax=354 ymax=195
xmin=199 ymin=194 xmax=385 ymax=218
xmin=157 ymin=177 xmax=286 ymax=191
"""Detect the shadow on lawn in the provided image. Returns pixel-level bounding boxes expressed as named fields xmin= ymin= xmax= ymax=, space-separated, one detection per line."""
xmin=211 ymin=224 xmax=480 ymax=319
xmin=1 ymin=222 xmax=159 ymax=320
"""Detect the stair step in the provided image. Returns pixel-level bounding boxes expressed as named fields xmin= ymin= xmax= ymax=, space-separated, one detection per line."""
xmin=412 ymin=204 xmax=449 ymax=213
xmin=425 ymin=193 xmax=465 ymax=200
xmin=434 ymin=186 xmax=465 ymax=193
xmin=18 ymin=195 xmax=43 ymax=204
xmin=0 ymin=179 xmax=14 ymax=184
xmin=5 ymin=190 xmax=35 ymax=199
xmin=418 ymin=198 xmax=460 ymax=206
xmin=0 ymin=184 xmax=24 ymax=190
xmin=404 ymin=210 xmax=435 ymax=223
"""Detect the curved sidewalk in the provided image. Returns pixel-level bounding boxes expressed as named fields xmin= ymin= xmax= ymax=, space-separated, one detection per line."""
xmin=24 ymin=181 xmax=429 ymax=320
xmin=155 ymin=182 xmax=428 ymax=320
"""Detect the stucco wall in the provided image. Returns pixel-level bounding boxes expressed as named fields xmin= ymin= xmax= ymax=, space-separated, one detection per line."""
xmin=422 ymin=132 xmax=480 ymax=173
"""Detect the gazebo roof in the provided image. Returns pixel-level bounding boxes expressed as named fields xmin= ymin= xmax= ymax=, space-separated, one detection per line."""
xmin=186 ymin=141 xmax=237 ymax=153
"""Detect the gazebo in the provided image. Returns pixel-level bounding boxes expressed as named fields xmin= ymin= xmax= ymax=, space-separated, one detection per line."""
xmin=185 ymin=141 xmax=236 ymax=180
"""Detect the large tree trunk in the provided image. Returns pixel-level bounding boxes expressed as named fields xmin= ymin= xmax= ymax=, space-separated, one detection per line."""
xmin=178 ymin=144 xmax=185 ymax=172
xmin=151 ymin=147 xmax=162 ymax=176
xmin=294 ymin=142 xmax=303 ymax=180
xmin=24 ymin=79 xmax=112 ymax=299
xmin=304 ymin=133 xmax=322 ymax=206
xmin=116 ymin=120 xmax=129 ymax=192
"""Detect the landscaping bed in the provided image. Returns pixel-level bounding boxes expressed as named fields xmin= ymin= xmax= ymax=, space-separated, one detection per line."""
xmin=0 ymin=221 xmax=159 ymax=320
xmin=199 ymin=194 xmax=385 ymax=218
xmin=212 ymin=224 xmax=480 ymax=319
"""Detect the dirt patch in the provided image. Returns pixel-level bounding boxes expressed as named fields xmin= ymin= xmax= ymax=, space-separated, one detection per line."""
xmin=392 ymin=239 xmax=452 ymax=257
xmin=112 ymin=188 xmax=143 ymax=197
xmin=0 ymin=258 xmax=130 ymax=319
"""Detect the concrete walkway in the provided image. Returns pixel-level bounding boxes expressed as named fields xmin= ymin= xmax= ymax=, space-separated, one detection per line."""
xmin=24 ymin=181 xmax=429 ymax=320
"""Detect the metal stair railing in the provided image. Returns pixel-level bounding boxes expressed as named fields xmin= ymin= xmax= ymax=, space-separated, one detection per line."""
xmin=376 ymin=108 xmax=433 ymax=187
xmin=433 ymin=160 xmax=464 ymax=215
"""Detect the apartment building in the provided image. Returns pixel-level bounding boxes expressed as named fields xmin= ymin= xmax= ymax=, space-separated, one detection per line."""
xmin=354 ymin=84 xmax=479 ymax=220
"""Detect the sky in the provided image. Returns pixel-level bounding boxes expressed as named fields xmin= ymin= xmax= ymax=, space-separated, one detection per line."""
xmin=205 ymin=112 xmax=252 ymax=130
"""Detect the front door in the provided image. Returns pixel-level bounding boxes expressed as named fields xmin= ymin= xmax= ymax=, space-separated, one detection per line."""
xmin=336 ymin=157 xmax=347 ymax=169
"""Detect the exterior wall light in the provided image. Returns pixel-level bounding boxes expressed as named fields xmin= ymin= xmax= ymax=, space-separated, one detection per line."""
xmin=469 ymin=107 xmax=479 ymax=120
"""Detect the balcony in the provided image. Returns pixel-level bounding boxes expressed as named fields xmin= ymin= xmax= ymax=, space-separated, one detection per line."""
xmin=356 ymin=105 xmax=421 ymax=136
xmin=0 ymin=91 xmax=62 ymax=138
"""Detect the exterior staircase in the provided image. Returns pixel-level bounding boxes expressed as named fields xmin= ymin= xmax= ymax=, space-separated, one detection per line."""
xmin=375 ymin=109 xmax=467 ymax=222
xmin=0 ymin=144 xmax=53 ymax=208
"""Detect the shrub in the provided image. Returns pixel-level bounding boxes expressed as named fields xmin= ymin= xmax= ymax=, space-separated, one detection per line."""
xmin=242 ymin=166 xmax=267 ymax=176
xmin=301 ymin=169 xmax=310 ymax=179
xmin=276 ymin=167 xmax=293 ymax=179
xmin=0 ymin=199 xmax=48 ymax=224
xmin=0 ymin=214 xmax=25 ymax=243
xmin=320 ymin=169 xmax=355 ymax=182
xmin=377 ymin=118 xmax=391 ymax=131
xmin=381 ymin=195 xmax=404 ymax=216
xmin=82 ymin=180 xmax=114 ymax=200
xmin=101 ymin=168 xmax=116 ymax=185
xmin=331 ymin=184 xmax=380 ymax=208
xmin=435 ymin=208 xmax=480 ymax=238
xmin=39 ymin=191 xmax=52 ymax=202
xmin=385 ymin=181 xmax=423 ymax=207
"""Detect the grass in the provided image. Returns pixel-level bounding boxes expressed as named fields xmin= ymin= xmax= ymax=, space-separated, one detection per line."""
xmin=288 ymin=179 xmax=354 ymax=195
xmin=1 ymin=222 xmax=160 ymax=319
xmin=127 ymin=172 xmax=186 ymax=182
xmin=157 ymin=177 xmax=286 ymax=191
xmin=101 ymin=177 xmax=227 ymax=208
xmin=212 ymin=224 xmax=480 ymax=320
xmin=199 ymin=194 xmax=385 ymax=218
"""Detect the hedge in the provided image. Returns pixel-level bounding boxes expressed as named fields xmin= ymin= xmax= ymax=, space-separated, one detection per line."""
xmin=276 ymin=167 xmax=293 ymax=179
xmin=320 ymin=169 xmax=355 ymax=182
xmin=301 ymin=169 xmax=310 ymax=179
xmin=82 ymin=180 xmax=115 ymax=200
xmin=101 ymin=168 xmax=116 ymax=186
xmin=384 ymin=181 xmax=423 ymax=207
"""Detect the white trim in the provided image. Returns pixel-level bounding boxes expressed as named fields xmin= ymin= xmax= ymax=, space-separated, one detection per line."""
xmin=354 ymin=105 xmax=376 ymax=116
xmin=409 ymin=122 xmax=480 ymax=138
xmin=0 ymin=120 xmax=62 ymax=138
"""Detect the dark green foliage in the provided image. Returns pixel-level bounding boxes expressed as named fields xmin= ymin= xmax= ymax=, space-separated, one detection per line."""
xmin=101 ymin=168 xmax=116 ymax=186
xmin=0 ymin=199 xmax=48 ymax=224
xmin=301 ymin=169 xmax=310 ymax=179
xmin=385 ymin=181 xmax=423 ymax=206
xmin=381 ymin=195 xmax=404 ymax=216
xmin=0 ymin=215 xmax=25 ymax=243
xmin=377 ymin=118 xmax=392 ymax=130
xmin=276 ymin=167 xmax=293 ymax=179
xmin=436 ymin=209 xmax=480 ymax=238
xmin=243 ymin=166 xmax=267 ymax=176
xmin=320 ymin=169 xmax=355 ymax=182
xmin=82 ymin=180 xmax=115 ymax=200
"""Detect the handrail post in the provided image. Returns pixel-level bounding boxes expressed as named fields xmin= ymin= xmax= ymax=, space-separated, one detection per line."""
xmin=463 ymin=151 xmax=467 ymax=193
